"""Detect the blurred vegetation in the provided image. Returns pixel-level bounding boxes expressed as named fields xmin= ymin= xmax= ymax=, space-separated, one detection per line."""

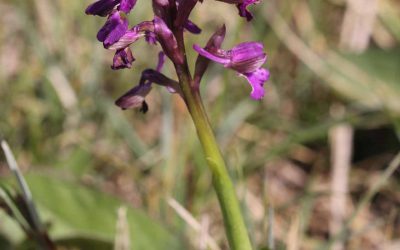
xmin=0 ymin=0 xmax=399 ymax=249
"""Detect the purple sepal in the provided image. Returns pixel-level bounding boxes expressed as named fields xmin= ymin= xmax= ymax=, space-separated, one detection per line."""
xmin=107 ymin=29 xmax=142 ymax=50
xmin=194 ymin=41 xmax=266 ymax=73
xmin=111 ymin=47 xmax=135 ymax=70
xmin=119 ymin=0 xmax=137 ymax=13
xmin=184 ymin=20 xmax=202 ymax=34
xmin=115 ymin=83 xmax=152 ymax=112
xmin=156 ymin=51 xmax=166 ymax=72
xmin=228 ymin=41 xmax=266 ymax=73
xmin=115 ymin=70 xmax=180 ymax=110
xmin=115 ymin=50 xmax=180 ymax=111
xmin=193 ymin=45 xmax=230 ymax=65
xmin=85 ymin=0 xmax=119 ymax=17
xmin=194 ymin=25 xmax=226 ymax=84
xmin=97 ymin=11 xmax=129 ymax=48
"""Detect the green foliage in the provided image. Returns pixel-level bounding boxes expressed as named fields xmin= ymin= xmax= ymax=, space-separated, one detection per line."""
xmin=1 ymin=174 xmax=182 ymax=250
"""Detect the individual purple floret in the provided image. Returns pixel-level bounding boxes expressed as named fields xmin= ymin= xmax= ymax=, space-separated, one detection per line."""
xmin=112 ymin=47 xmax=135 ymax=70
xmin=115 ymin=52 xmax=180 ymax=112
xmin=193 ymin=41 xmax=269 ymax=99
xmin=97 ymin=11 xmax=128 ymax=48
xmin=107 ymin=21 xmax=155 ymax=50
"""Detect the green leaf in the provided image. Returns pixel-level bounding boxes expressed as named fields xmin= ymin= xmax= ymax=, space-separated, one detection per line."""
xmin=24 ymin=174 xmax=182 ymax=250
xmin=331 ymin=48 xmax=400 ymax=113
xmin=54 ymin=236 xmax=113 ymax=250
xmin=0 ymin=233 xmax=13 ymax=250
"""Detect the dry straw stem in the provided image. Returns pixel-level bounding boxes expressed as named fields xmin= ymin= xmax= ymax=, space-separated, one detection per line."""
xmin=340 ymin=0 xmax=378 ymax=52
xmin=114 ymin=206 xmax=130 ymax=250
xmin=329 ymin=124 xmax=354 ymax=250
xmin=286 ymin=214 xmax=301 ymax=250
xmin=167 ymin=197 xmax=221 ymax=250
xmin=320 ymin=151 xmax=400 ymax=250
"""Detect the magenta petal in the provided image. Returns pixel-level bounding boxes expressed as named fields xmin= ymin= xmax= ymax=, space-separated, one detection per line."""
xmin=109 ymin=21 xmax=156 ymax=50
xmin=85 ymin=0 xmax=119 ymax=17
xmin=107 ymin=29 xmax=141 ymax=50
xmin=119 ymin=0 xmax=137 ymax=13
xmin=193 ymin=44 xmax=230 ymax=65
xmin=97 ymin=12 xmax=128 ymax=47
xmin=194 ymin=25 xmax=226 ymax=84
xmin=243 ymin=68 xmax=269 ymax=100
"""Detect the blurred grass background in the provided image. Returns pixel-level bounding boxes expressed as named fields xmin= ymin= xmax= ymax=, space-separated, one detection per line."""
xmin=0 ymin=0 xmax=399 ymax=249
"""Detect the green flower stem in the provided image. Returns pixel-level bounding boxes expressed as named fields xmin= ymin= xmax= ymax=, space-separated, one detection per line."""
xmin=175 ymin=63 xmax=253 ymax=250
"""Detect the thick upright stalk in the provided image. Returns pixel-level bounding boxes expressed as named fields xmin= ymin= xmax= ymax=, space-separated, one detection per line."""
xmin=175 ymin=63 xmax=253 ymax=250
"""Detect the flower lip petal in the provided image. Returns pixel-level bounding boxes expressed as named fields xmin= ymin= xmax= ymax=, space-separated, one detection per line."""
xmin=242 ymin=67 xmax=270 ymax=100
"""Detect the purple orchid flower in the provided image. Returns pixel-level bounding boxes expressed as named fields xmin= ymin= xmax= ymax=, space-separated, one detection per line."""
xmin=107 ymin=21 xmax=155 ymax=50
xmin=193 ymin=41 xmax=269 ymax=99
xmin=97 ymin=11 xmax=129 ymax=48
xmin=115 ymin=52 xmax=181 ymax=111
xmin=112 ymin=47 xmax=135 ymax=70
xmin=86 ymin=0 xmax=137 ymax=16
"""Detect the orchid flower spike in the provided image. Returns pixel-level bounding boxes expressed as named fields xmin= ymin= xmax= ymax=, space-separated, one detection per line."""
xmin=86 ymin=0 xmax=269 ymax=110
